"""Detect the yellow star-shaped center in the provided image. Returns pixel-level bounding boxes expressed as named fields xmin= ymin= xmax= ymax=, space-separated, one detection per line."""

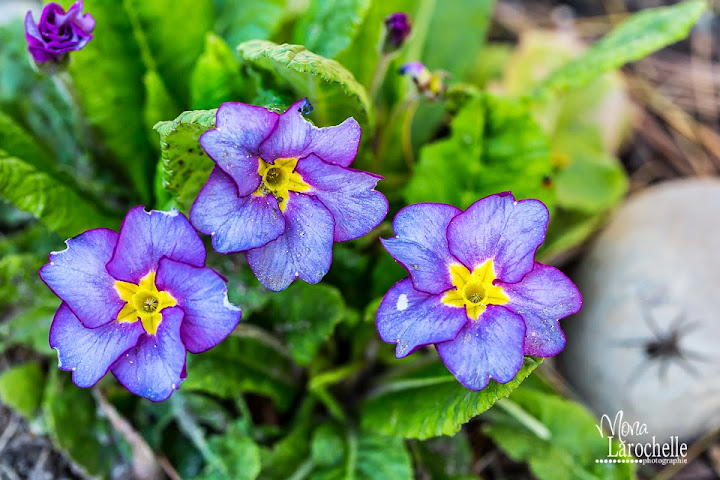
xmin=442 ymin=260 xmax=509 ymax=320
xmin=254 ymin=157 xmax=311 ymax=212
xmin=115 ymin=272 xmax=177 ymax=335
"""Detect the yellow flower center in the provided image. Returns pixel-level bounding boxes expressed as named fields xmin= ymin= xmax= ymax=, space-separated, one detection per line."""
xmin=255 ymin=157 xmax=311 ymax=212
xmin=442 ymin=260 xmax=509 ymax=320
xmin=115 ymin=272 xmax=177 ymax=335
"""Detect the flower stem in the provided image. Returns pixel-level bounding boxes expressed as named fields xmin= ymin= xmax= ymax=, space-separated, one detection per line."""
xmin=401 ymin=98 xmax=419 ymax=170
xmin=369 ymin=52 xmax=392 ymax=103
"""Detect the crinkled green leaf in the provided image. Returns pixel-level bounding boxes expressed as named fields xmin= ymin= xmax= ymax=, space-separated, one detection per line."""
xmin=154 ymin=109 xmax=217 ymax=212
xmin=183 ymin=332 xmax=298 ymax=411
xmin=237 ymin=40 xmax=373 ymax=128
xmin=293 ymin=0 xmax=371 ymax=59
xmin=60 ymin=0 xmax=152 ymax=200
xmin=484 ymin=387 xmax=634 ymax=480
xmin=43 ymin=369 xmax=122 ymax=478
xmin=406 ymin=93 xmax=554 ymax=211
xmin=266 ymin=282 xmax=347 ymax=366
xmin=215 ymin=0 xmax=286 ymax=46
xmin=196 ymin=421 xmax=261 ymax=480
xmin=533 ymin=0 xmax=706 ymax=99
xmin=0 ymin=362 xmax=44 ymax=420
xmin=127 ymin=0 xmax=214 ymax=105
xmin=0 ymin=152 xmax=115 ymax=238
xmin=191 ymin=33 xmax=246 ymax=109
xmin=361 ymin=357 xmax=542 ymax=439
xmin=309 ymin=424 xmax=413 ymax=480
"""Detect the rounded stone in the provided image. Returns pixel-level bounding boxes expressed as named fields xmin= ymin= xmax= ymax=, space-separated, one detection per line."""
xmin=560 ymin=179 xmax=720 ymax=443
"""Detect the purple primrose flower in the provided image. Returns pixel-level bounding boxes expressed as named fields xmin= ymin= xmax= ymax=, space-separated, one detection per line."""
xmin=25 ymin=1 xmax=95 ymax=64
xmin=383 ymin=12 xmax=411 ymax=52
xmin=190 ymin=99 xmax=389 ymax=292
xmin=376 ymin=193 xmax=582 ymax=391
xmin=39 ymin=207 xmax=242 ymax=401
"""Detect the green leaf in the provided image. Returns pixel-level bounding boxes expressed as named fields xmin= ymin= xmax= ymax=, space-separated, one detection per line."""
xmin=554 ymin=139 xmax=628 ymax=213
xmin=0 ymin=362 xmax=44 ymax=419
xmin=265 ymin=282 xmax=347 ymax=366
xmin=361 ymin=357 xmax=542 ymax=439
xmin=63 ymin=0 xmax=153 ymax=200
xmin=237 ymin=40 xmax=373 ymax=128
xmin=196 ymin=421 xmax=261 ymax=480
xmin=260 ymin=414 xmax=315 ymax=480
xmin=413 ymin=0 xmax=494 ymax=80
xmin=183 ymin=331 xmax=298 ymax=411
xmin=293 ymin=0 xmax=371 ymax=59
xmin=484 ymin=387 xmax=634 ymax=480
xmin=127 ymin=0 xmax=214 ymax=105
xmin=143 ymin=69 xmax=181 ymax=138
xmin=410 ymin=435 xmax=474 ymax=480
xmin=0 ymin=152 xmax=115 ymax=238
xmin=215 ymin=0 xmax=286 ymax=46
xmin=0 ymin=304 xmax=56 ymax=354
xmin=191 ymin=34 xmax=246 ymax=109
xmin=533 ymin=0 xmax=706 ymax=99
xmin=43 ymin=369 xmax=122 ymax=477
xmin=154 ymin=109 xmax=217 ymax=212
xmin=406 ymin=93 xmax=554 ymax=211
xmin=537 ymin=209 xmax=606 ymax=264
xmin=0 ymin=110 xmax=54 ymax=172
xmin=309 ymin=424 xmax=413 ymax=480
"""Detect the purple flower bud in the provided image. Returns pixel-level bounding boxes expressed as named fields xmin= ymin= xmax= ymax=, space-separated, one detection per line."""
xmin=25 ymin=1 xmax=95 ymax=66
xmin=399 ymin=61 xmax=448 ymax=100
xmin=383 ymin=12 xmax=411 ymax=52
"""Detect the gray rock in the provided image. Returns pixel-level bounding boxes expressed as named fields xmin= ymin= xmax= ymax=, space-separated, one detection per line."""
xmin=560 ymin=178 xmax=720 ymax=444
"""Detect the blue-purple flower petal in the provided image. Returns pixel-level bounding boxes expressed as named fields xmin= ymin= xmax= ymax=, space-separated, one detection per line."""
xmin=380 ymin=203 xmax=461 ymax=295
xmin=258 ymin=99 xmax=314 ymax=161
xmin=447 ymin=193 xmax=549 ymax=284
xmin=376 ymin=278 xmax=467 ymax=358
xmin=106 ymin=207 xmax=205 ymax=284
xmin=500 ymin=262 xmax=582 ymax=356
xmin=49 ymin=303 xmax=144 ymax=388
xmin=436 ymin=305 xmax=526 ymax=390
xmin=111 ymin=307 xmax=186 ymax=402
xmin=190 ymin=167 xmax=285 ymax=253
xmin=199 ymin=103 xmax=279 ymax=197
xmin=39 ymin=228 xmax=124 ymax=328
xmin=297 ymin=154 xmax=387 ymax=242
xmin=246 ymin=192 xmax=334 ymax=291
xmin=309 ymin=118 xmax=361 ymax=167
xmin=156 ymin=258 xmax=242 ymax=354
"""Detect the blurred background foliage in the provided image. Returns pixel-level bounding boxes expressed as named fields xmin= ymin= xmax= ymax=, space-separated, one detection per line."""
xmin=0 ymin=0 xmax=707 ymax=478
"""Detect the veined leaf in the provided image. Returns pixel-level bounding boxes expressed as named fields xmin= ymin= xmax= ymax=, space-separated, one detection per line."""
xmin=309 ymin=424 xmax=413 ymax=480
xmin=533 ymin=0 xmax=706 ymax=99
xmin=361 ymin=357 xmax=542 ymax=439
xmin=0 ymin=151 xmax=115 ymax=238
xmin=237 ymin=40 xmax=373 ymax=128
xmin=405 ymin=93 xmax=554 ymax=212
xmin=265 ymin=282 xmax=347 ymax=366
xmin=484 ymin=387 xmax=634 ymax=480
xmin=293 ymin=0 xmax=371 ymax=59
xmin=154 ymin=109 xmax=217 ymax=212
xmin=196 ymin=421 xmax=261 ymax=480
xmin=191 ymin=33 xmax=247 ymax=109
xmin=60 ymin=0 xmax=153 ymax=201
xmin=215 ymin=0 xmax=286 ymax=46
xmin=126 ymin=0 xmax=214 ymax=105
xmin=183 ymin=331 xmax=298 ymax=411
